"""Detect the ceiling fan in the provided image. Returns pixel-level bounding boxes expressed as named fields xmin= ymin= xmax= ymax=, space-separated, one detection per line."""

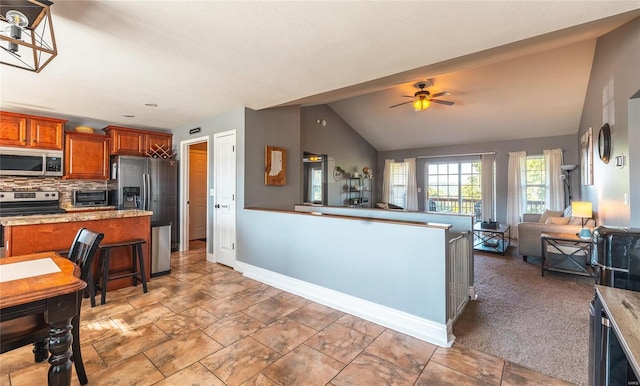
xmin=389 ymin=80 xmax=454 ymax=111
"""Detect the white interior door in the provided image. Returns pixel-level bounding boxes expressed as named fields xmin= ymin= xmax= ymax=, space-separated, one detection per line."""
xmin=213 ymin=131 xmax=236 ymax=267
xmin=189 ymin=148 xmax=208 ymax=240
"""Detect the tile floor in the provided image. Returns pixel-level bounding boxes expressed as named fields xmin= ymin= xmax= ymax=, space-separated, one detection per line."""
xmin=0 ymin=241 xmax=575 ymax=385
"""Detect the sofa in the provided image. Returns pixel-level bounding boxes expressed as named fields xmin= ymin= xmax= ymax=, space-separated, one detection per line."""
xmin=517 ymin=209 xmax=595 ymax=261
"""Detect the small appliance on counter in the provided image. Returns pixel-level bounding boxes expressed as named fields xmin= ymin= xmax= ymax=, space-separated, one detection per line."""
xmin=72 ymin=190 xmax=108 ymax=207
xmin=589 ymin=226 xmax=640 ymax=386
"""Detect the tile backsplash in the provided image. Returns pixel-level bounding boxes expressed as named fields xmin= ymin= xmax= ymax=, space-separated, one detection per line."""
xmin=0 ymin=177 xmax=107 ymax=206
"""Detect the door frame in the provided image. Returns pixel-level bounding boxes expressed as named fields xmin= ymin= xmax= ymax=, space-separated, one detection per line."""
xmin=179 ymin=136 xmax=210 ymax=253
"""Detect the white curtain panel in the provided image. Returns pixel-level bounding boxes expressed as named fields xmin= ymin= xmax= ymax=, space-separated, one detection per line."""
xmin=404 ymin=158 xmax=418 ymax=211
xmin=382 ymin=159 xmax=393 ymax=203
xmin=506 ymin=151 xmax=526 ymax=240
xmin=481 ymin=153 xmax=495 ymax=221
xmin=544 ymin=148 xmax=565 ymax=211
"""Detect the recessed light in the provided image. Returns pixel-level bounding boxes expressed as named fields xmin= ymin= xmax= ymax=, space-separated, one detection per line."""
xmin=145 ymin=103 xmax=158 ymax=107
xmin=123 ymin=114 xmax=135 ymax=118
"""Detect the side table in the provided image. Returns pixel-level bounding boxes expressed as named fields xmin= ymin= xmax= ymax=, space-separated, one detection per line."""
xmin=541 ymin=232 xmax=593 ymax=277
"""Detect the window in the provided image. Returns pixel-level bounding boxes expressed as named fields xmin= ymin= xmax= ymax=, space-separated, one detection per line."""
xmin=390 ymin=162 xmax=408 ymax=208
xmin=525 ymin=155 xmax=546 ymax=213
xmin=426 ymin=161 xmax=481 ymax=215
xmin=310 ymin=168 xmax=323 ymax=203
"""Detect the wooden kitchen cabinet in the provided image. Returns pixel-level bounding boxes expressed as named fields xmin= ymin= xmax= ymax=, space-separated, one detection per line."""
xmin=103 ymin=125 xmax=144 ymax=155
xmin=63 ymin=131 xmax=110 ymax=180
xmin=103 ymin=125 xmax=172 ymax=156
xmin=145 ymin=131 xmax=172 ymax=154
xmin=0 ymin=111 xmax=65 ymax=150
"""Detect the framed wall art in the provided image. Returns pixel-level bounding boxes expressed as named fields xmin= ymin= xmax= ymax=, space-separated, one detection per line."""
xmin=265 ymin=145 xmax=287 ymax=186
xmin=580 ymin=127 xmax=593 ymax=185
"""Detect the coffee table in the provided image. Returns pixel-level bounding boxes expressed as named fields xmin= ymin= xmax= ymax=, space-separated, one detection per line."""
xmin=473 ymin=222 xmax=510 ymax=255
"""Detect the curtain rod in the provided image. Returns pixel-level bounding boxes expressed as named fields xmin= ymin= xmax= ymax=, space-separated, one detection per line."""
xmin=416 ymin=151 xmax=496 ymax=159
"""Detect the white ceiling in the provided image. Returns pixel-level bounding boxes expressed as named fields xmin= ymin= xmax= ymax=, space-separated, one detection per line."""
xmin=1 ymin=1 xmax=639 ymax=151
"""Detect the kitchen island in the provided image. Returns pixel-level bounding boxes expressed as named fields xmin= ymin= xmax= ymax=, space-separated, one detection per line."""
xmin=1 ymin=210 xmax=153 ymax=292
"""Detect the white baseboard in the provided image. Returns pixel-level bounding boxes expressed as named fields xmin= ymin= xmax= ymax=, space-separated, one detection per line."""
xmin=235 ymin=261 xmax=454 ymax=347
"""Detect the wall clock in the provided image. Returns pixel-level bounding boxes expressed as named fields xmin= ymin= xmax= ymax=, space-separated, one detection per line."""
xmin=598 ymin=123 xmax=611 ymax=164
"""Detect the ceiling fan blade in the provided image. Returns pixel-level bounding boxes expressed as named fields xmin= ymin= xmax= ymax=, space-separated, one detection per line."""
xmin=432 ymin=99 xmax=455 ymax=106
xmin=389 ymin=101 xmax=413 ymax=108
xmin=401 ymin=95 xmax=414 ymax=98
xmin=430 ymin=91 xmax=450 ymax=98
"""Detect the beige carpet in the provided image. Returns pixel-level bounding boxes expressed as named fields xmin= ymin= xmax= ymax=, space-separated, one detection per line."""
xmin=453 ymin=246 xmax=595 ymax=386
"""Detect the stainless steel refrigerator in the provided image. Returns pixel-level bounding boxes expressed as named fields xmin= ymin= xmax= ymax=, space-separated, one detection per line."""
xmin=108 ymin=156 xmax=179 ymax=255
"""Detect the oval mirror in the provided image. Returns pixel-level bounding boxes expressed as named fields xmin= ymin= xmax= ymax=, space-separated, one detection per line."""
xmin=598 ymin=123 xmax=611 ymax=164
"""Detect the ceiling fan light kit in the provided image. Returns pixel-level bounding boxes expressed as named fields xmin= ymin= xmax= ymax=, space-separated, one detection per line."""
xmin=413 ymin=95 xmax=430 ymax=111
xmin=0 ymin=0 xmax=57 ymax=73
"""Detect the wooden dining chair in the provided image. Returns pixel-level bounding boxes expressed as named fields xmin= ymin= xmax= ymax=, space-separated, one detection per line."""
xmin=0 ymin=227 xmax=104 ymax=385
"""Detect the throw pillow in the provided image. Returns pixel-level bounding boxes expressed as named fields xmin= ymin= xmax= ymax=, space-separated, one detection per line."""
xmin=569 ymin=216 xmax=583 ymax=225
xmin=564 ymin=206 xmax=573 ymax=217
xmin=539 ymin=209 xmax=564 ymax=223
xmin=546 ymin=217 xmax=571 ymax=225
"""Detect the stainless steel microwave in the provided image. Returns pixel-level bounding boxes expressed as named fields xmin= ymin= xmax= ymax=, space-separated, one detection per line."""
xmin=0 ymin=147 xmax=63 ymax=177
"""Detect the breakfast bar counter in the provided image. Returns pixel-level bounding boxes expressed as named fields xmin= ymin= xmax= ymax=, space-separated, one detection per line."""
xmin=1 ymin=210 xmax=153 ymax=292
xmin=0 ymin=209 xmax=152 ymax=226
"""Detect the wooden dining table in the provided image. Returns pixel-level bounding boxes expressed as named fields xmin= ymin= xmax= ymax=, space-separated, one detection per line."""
xmin=0 ymin=252 xmax=86 ymax=386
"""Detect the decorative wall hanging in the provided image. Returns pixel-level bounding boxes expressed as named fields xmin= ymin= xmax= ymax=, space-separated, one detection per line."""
xmin=580 ymin=127 xmax=593 ymax=186
xmin=265 ymin=146 xmax=286 ymax=186
xmin=598 ymin=123 xmax=611 ymax=164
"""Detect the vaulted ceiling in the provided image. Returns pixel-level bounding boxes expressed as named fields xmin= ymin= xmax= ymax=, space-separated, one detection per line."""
xmin=1 ymin=1 xmax=639 ymax=151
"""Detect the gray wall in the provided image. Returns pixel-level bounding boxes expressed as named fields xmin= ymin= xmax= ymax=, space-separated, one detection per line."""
xmin=578 ymin=17 xmax=640 ymax=227
xmin=301 ymin=105 xmax=377 ymax=206
xmin=379 ymin=134 xmax=579 ymax=223
xmin=238 ymin=209 xmax=449 ymax=325
xmin=245 ymin=107 xmax=301 ymax=210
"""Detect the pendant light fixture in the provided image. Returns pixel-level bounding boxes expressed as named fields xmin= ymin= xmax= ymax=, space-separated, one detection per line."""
xmin=0 ymin=0 xmax=57 ymax=72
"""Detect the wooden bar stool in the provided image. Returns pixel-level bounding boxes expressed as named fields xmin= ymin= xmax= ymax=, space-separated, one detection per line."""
xmin=92 ymin=238 xmax=148 ymax=307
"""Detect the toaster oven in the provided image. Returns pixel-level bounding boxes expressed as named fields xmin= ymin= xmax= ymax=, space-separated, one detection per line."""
xmin=73 ymin=190 xmax=108 ymax=207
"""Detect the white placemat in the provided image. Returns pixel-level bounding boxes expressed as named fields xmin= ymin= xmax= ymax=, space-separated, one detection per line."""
xmin=0 ymin=258 xmax=61 ymax=283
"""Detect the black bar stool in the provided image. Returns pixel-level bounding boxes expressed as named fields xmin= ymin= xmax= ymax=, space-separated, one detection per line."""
xmin=92 ymin=238 xmax=148 ymax=307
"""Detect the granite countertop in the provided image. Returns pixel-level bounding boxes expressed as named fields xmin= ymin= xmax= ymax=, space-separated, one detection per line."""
xmin=60 ymin=204 xmax=117 ymax=212
xmin=595 ymin=285 xmax=640 ymax=378
xmin=0 ymin=210 xmax=153 ymax=226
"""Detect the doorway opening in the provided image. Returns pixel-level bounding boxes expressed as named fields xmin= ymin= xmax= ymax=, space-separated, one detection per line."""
xmin=302 ymin=152 xmax=327 ymax=205
xmin=179 ymin=136 xmax=209 ymax=253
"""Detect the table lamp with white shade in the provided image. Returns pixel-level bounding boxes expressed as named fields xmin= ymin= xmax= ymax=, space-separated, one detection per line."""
xmin=572 ymin=201 xmax=593 ymax=239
